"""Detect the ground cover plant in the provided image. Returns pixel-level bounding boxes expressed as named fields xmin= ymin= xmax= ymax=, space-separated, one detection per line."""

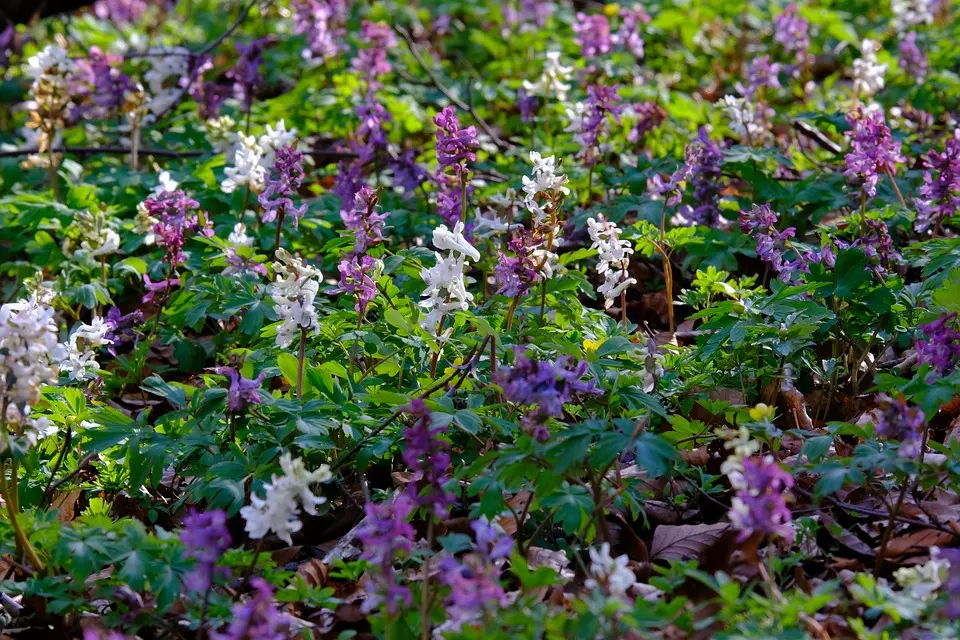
xmin=0 ymin=0 xmax=959 ymax=637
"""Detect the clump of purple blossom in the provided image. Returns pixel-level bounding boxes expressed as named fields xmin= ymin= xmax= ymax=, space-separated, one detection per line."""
xmin=915 ymin=129 xmax=960 ymax=235
xmin=495 ymin=231 xmax=541 ymax=298
xmin=503 ymin=0 xmax=553 ymax=31
xmin=648 ymin=150 xmax=697 ymax=207
xmin=103 ymin=307 xmax=143 ymax=355
xmin=210 ymin=577 xmax=288 ymax=640
xmin=180 ymin=509 xmax=231 ymax=593
xmin=873 ymin=394 xmax=926 ymax=458
xmin=627 ymin=101 xmax=666 ymax=148
xmin=341 ymin=185 xmax=389 ymax=253
xmin=94 ymin=0 xmax=149 ymax=23
xmin=843 ymin=107 xmax=906 ymax=199
xmin=614 ymin=5 xmax=650 ymax=58
xmin=740 ymin=203 xmax=824 ymax=282
xmin=433 ymin=107 xmax=478 ymax=226
xmin=214 ymin=366 xmax=266 ymax=412
xmin=331 ymin=254 xmax=378 ymax=316
xmin=495 ymin=347 xmax=599 ymax=441
xmin=518 ymin=88 xmax=539 ymax=124
xmin=390 ymin=149 xmax=428 ymax=198
xmin=915 ymin=313 xmax=960 ymax=376
xmin=145 ymin=190 xmax=212 ymax=266
xmin=226 ymin=38 xmax=269 ymax=110
xmin=737 ymin=55 xmax=782 ymax=100
xmin=575 ymin=84 xmax=623 ymax=167
xmin=677 ymin=128 xmax=725 ymax=226
xmin=73 ymin=47 xmax=132 ymax=119
xmin=142 ymin=274 xmax=180 ymax=304
xmin=334 ymin=99 xmax=392 ymax=207
xmin=356 ymin=493 xmax=416 ymax=614
xmin=573 ymin=12 xmax=612 ymax=58
xmin=402 ymin=398 xmax=455 ymax=517
xmin=773 ymin=3 xmax=809 ymax=62
xmin=932 ymin=547 xmax=960 ymax=617
xmin=729 ymin=456 xmax=795 ymax=544
xmin=259 ymin=145 xmax=307 ymax=228
xmin=353 ymin=21 xmax=396 ymax=88
xmin=899 ymin=32 xmax=929 ymax=84
xmin=292 ymin=0 xmax=347 ymax=62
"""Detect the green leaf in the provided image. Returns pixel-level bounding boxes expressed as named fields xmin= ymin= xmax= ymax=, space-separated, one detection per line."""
xmin=634 ymin=433 xmax=677 ymax=478
xmin=277 ymin=352 xmax=300 ymax=388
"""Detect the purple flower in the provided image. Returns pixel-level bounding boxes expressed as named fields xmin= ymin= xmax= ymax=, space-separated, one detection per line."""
xmin=0 ymin=26 xmax=13 ymax=70
xmin=181 ymin=509 xmax=231 ymax=593
xmin=433 ymin=107 xmax=477 ymax=226
xmin=145 ymin=190 xmax=211 ymax=266
xmin=915 ymin=313 xmax=960 ymax=376
xmin=737 ymin=55 xmax=782 ymax=99
xmin=190 ymin=56 xmax=230 ymax=118
xmin=103 ymin=307 xmax=143 ymax=355
xmin=438 ymin=554 xmax=509 ymax=623
xmin=356 ymin=493 xmax=416 ymax=614
xmin=575 ymin=84 xmax=623 ymax=167
xmin=352 ymin=21 xmax=396 ymax=88
xmin=679 ymin=128 xmax=725 ymax=226
xmin=899 ymin=32 xmax=929 ymax=84
xmin=614 ymin=5 xmax=650 ymax=58
xmin=873 ymin=394 xmax=925 ymax=458
xmin=214 ymin=366 xmax=266 ymax=412
xmin=573 ymin=12 xmax=612 ymax=58
xmin=843 ymin=107 xmax=906 ymax=199
xmin=503 ymin=0 xmax=554 ymax=30
xmin=209 ymin=577 xmax=288 ymax=640
xmin=142 ymin=274 xmax=180 ymax=303
xmin=226 ymin=38 xmax=269 ymax=109
xmin=94 ymin=0 xmax=149 ymax=23
xmin=739 ymin=202 xmax=779 ymax=234
xmin=341 ymin=185 xmax=389 ymax=253
xmin=73 ymin=46 xmax=132 ymax=119
xmin=495 ymin=347 xmax=599 ymax=441
xmin=389 ymin=149 xmax=428 ymax=198
xmin=739 ymin=204 xmax=818 ymax=282
xmin=933 ymin=547 xmax=960 ymax=616
xmin=495 ymin=231 xmax=540 ymax=298
xmin=648 ymin=155 xmax=695 ymax=208
xmin=471 ymin=519 xmax=514 ymax=561
xmin=293 ymin=0 xmax=347 ymax=62
xmin=729 ymin=456 xmax=795 ymax=544
xmin=259 ymin=145 xmax=307 ymax=228
xmin=774 ymin=4 xmax=809 ymax=61
xmin=859 ymin=218 xmax=902 ymax=275
xmin=402 ymin=398 xmax=455 ymax=517
xmin=330 ymin=254 xmax=378 ymax=316
xmin=915 ymin=129 xmax=960 ymax=234
xmin=627 ymin=102 xmax=666 ymax=147
xmin=517 ymin=87 xmax=539 ymax=124
xmin=334 ymin=98 xmax=392 ymax=207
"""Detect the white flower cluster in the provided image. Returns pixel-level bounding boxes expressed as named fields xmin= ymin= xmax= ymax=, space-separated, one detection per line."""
xmin=521 ymin=151 xmax=570 ymax=221
xmin=718 ymin=425 xmax=760 ymax=491
xmin=63 ymin=209 xmax=121 ymax=259
xmin=523 ymin=50 xmax=573 ymax=102
xmin=894 ymin=551 xmax=948 ymax=600
xmin=891 ymin=0 xmax=934 ymax=33
xmin=23 ymin=45 xmax=74 ymax=168
xmin=221 ymin=119 xmax=298 ymax=194
xmin=0 ymin=294 xmax=66 ymax=422
xmin=584 ymin=543 xmax=638 ymax=600
xmin=204 ymin=115 xmax=239 ymax=154
xmin=473 ymin=188 xmax=521 ymax=240
xmin=420 ymin=221 xmax=480 ymax=336
xmin=271 ymin=248 xmax=321 ymax=348
xmin=587 ymin=217 xmax=637 ymax=309
xmin=852 ymin=39 xmax=887 ymax=99
xmin=719 ymin=95 xmax=763 ymax=141
xmin=240 ymin=453 xmax=332 ymax=544
xmin=134 ymin=171 xmax=181 ymax=244
xmin=143 ymin=47 xmax=190 ymax=115
xmin=61 ymin=317 xmax=113 ymax=382
xmin=228 ymin=223 xmax=254 ymax=248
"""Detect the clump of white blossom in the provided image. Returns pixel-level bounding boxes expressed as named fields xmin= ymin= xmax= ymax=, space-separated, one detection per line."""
xmin=852 ymin=39 xmax=887 ymax=99
xmin=143 ymin=46 xmax=190 ymax=115
xmin=584 ymin=543 xmax=640 ymax=601
xmin=62 ymin=209 xmax=120 ymax=259
xmin=587 ymin=217 xmax=636 ymax=309
xmin=270 ymin=248 xmax=321 ymax=348
xmin=522 ymin=50 xmax=573 ymax=102
xmin=240 ymin=453 xmax=332 ymax=544
xmin=420 ymin=221 xmax=480 ymax=337
xmin=891 ymin=0 xmax=934 ymax=33
xmin=221 ymin=119 xmax=299 ymax=194
xmin=22 ymin=44 xmax=74 ymax=170
xmin=61 ymin=316 xmax=113 ymax=381
xmin=719 ymin=95 xmax=763 ymax=142
xmin=521 ymin=152 xmax=570 ymax=280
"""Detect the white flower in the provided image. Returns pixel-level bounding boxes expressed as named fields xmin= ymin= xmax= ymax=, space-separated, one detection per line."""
xmin=143 ymin=47 xmax=190 ymax=115
xmin=258 ymin=119 xmax=298 ymax=166
xmin=585 ymin=543 xmax=636 ymax=599
xmin=420 ymin=221 xmax=479 ymax=336
xmin=61 ymin=316 xmax=113 ymax=381
xmin=563 ymin=101 xmax=586 ymax=136
xmin=718 ymin=426 xmax=761 ymax=490
xmin=891 ymin=0 xmax=934 ymax=33
xmin=522 ymin=50 xmax=573 ymax=102
xmin=222 ymin=134 xmax=267 ymax=194
xmin=24 ymin=45 xmax=72 ymax=78
xmin=0 ymin=295 xmax=66 ymax=408
xmin=270 ymin=249 xmax=321 ymax=348
xmin=204 ymin=115 xmax=239 ymax=154
xmin=228 ymin=223 xmax=254 ymax=247
xmin=240 ymin=453 xmax=332 ymax=544
xmin=894 ymin=553 xmax=948 ymax=600
xmin=521 ymin=151 xmax=570 ymax=221
xmin=719 ymin=95 xmax=763 ymax=140
xmin=587 ymin=217 xmax=637 ymax=309
xmin=473 ymin=207 xmax=511 ymax=239
xmin=852 ymin=39 xmax=887 ymax=99
xmin=153 ymin=171 xmax=179 ymax=194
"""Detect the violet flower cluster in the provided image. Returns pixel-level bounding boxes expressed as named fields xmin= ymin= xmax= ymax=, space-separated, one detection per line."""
xmin=627 ymin=101 xmax=666 ymax=148
xmin=678 ymin=128 xmax=725 ymax=226
xmin=353 ymin=21 xmax=395 ymax=88
xmin=495 ymin=231 xmax=541 ymax=298
xmin=873 ymin=394 xmax=926 ymax=458
xmin=729 ymin=456 xmax=795 ymax=544
xmin=334 ymin=99 xmax=392 ymax=207
xmin=226 ymin=38 xmax=269 ymax=110
xmin=843 ymin=107 xmax=906 ymax=199
xmin=495 ymin=347 xmax=599 ymax=442
xmin=773 ymin=3 xmax=810 ymax=62
xmin=213 ymin=366 xmax=266 ymax=412
xmin=73 ymin=47 xmax=131 ymax=119
xmin=356 ymin=493 xmax=416 ymax=614
xmin=210 ymin=577 xmax=288 ymax=640
xmin=915 ymin=129 xmax=960 ymax=234
xmin=574 ymin=84 xmax=623 ymax=167
xmin=899 ymin=32 xmax=929 ymax=84
xmin=915 ymin=313 xmax=960 ymax=376
xmin=341 ymin=185 xmax=389 ymax=254
xmin=402 ymin=398 xmax=455 ymax=517
xmin=738 ymin=55 xmax=782 ymax=100
xmin=331 ymin=254 xmax=378 ymax=316
xmin=103 ymin=306 xmax=143 ymax=356
xmin=180 ymin=509 xmax=231 ymax=593
xmin=433 ymin=106 xmax=478 ymax=227
xmin=292 ymin=0 xmax=347 ymax=62
xmin=740 ymin=203 xmax=824 ymax=282
xmin=438 ymin=520 xmax=513 ymax=629
xmin=258 ymin=145 xmax=307 ymax=228
xmin=144 ymin=189 xmax=212 ymax=267
xmin=573 ymin=12 xmax=612 ymax=58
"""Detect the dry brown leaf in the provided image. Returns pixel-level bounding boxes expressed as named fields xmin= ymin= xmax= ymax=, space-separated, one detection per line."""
xmin=52 ymin=489 xmax=82 ymax=522
xmin=526 ymin=546 xmax=573 ymax=578
xmin=879 ymin=529 xmax=956 ymax=558
xmin=296 ymin=558 xmax=329 ymax=588
xmin=681 ymin=448 xmax=710 ymax=466
xmin=821 ymin=515 xmax=875 ymax=557
xmin=649 ymin=523 xmax=730 ymax=562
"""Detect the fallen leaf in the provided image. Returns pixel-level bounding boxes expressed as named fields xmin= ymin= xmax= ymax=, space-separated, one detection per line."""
xmin=649 ymin=523 xmax=730 ymax=562
xmin=296 ymin=558 xmax=329 ymax=588
xmin=52 ymin=489 xmax=82 ymax=522
xmin=879 ymin=529 xmax=956 ymax=558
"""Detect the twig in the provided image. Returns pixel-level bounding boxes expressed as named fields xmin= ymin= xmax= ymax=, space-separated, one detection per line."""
xmin=44 ymin=452 xmax=97 ymax=497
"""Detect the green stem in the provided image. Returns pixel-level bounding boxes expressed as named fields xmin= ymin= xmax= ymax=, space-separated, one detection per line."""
xmin=296 ymin=326 xmax=307 ymax=399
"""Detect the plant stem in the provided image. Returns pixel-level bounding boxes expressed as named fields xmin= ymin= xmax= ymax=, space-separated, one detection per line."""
xmin=885 ymin=168 xmax=907 ymax=209
xmin=875 ymin=431 xmax=927 ymax=574
xmin=658 ymin=201 xmax=674 ymax=332
xmin=620 ymin=290 xmax=628 ymax=330
xmin=296 ymin=326 xmax=307 ymax=399
xmin=538 ymin=280 xmax=547 ymax=327
xmin=41 ymin=425 xmax=72 ymax=507
xmin=273 ymin=208 xmax=286 ymax=260
xmin=0 ymin=460 xmax=45 ymax=573
xmin=504 ymin=297 xmax=520 ymax=331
